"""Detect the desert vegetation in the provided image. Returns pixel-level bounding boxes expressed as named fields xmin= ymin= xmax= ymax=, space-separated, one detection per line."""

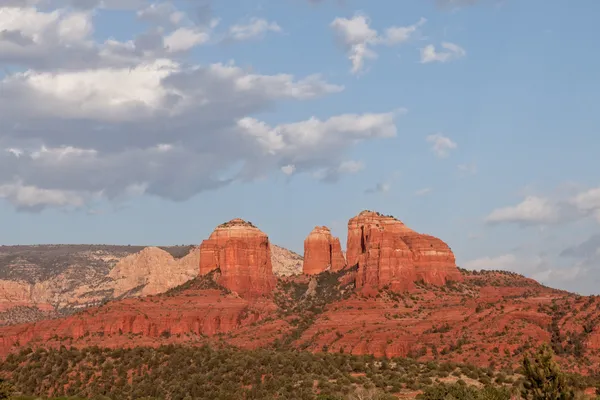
xmin=0 ymin=342 xmax=595 ymax=400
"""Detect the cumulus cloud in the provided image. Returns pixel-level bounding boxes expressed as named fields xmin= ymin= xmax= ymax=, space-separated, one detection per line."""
xmin=0 ymin=6 xmax=95 ymax=68
xmin=0 ymin=3 xmax=405 ymax=212
xmin=570 ymin=187 xmax=600 ymax=222
xmin=330 ymin=14 xmax=425 ymax=74
xmin=484 ymin=186 xmax=600 ymax=227
xmin=239 ymin=112 xmax=395 ymax=182
xmin=137 ymin=2 xmax=187 ymax=28
xmin=485 ymin=196 xmax=561 ymax=225
xmin=420 ymin=42 xmax=466 ymax=63
xmin=313 ymin=160 xmax=365 ymax=183
xmin=463 ymin=252 xmax=588 ymax=291
xmin=426 ymin=133 xmax=457 ymax=158
xmin=0 ymin=180 xmax=87 ymax=212
xmin=0 ymin=4 xmax=216 ymax=70
xmin=226 ymin=18 xmax=282 ymax=42
xmin=0 ymin=2 xmax=407 ymax=211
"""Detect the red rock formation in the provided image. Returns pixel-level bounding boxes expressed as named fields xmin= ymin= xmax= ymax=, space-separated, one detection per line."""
xmin=0 ymin=286 xmax=278 ymax=356
xmin=199 ymin=219 xmax=275 ymax=298
xmin=303 ymin=226 xmax=346 ymax=275
xmin=346 ymin=211 xmax=461 ymax=293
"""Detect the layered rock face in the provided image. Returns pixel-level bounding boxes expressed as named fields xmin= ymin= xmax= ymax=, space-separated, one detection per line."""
xmin=199 ymin=219 xmax=275 ymax=298
xmin=347 ymin=211 xmax=461 ymax=292
xmin=303 ymin=226 xmax=346 ymax=275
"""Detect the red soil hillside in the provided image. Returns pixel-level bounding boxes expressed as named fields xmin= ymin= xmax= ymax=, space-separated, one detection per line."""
xmin=0 ymin=211 xmax=599 ymax=376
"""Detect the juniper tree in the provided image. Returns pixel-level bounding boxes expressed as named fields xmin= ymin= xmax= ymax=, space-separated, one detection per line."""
xmin=521 ymin=343 xmax=575 ymax=400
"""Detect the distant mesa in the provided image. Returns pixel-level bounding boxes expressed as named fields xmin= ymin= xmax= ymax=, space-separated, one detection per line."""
xmin=199 ymin=218 xmax=276 ymax=298
xmin=347 ymin=210 xmax=462 ymax=294
xmin=303 ymin=226 xmax=346 ymax=275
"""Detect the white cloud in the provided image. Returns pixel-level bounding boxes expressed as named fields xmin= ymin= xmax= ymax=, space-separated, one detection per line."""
xmin=485 ymin=196 xmax=560 ymax=225
xmin=420 ymin=42 xmax=466 ymax=63
xmin=382 ymin=18 xmax=426 ymax=45
xmin=0 ymin=3 xmax=405 ymax=211
xmin=463 ymin=252 xmax=585 ymax=284
xmin=227 ymin=18 xmax=282 ymax=41
xmin=239 ymin=112 xmax=396 ymax=165
xmin=2 ymin=59 xmax=179 ymax=122
xmin=0 ymin=6 xmax=96 ymax=68
xmin=426 ymin=133 xmax=457 ymax=157
xmin=312 ymin=160 xmax=365 ymax=183
xmin=163 ymin=28 xmax=209 ymax=52
xmin=570 ymin=187 xmax=600 ymax=223
xmin=0 ymin=61 xmax=397 ymax=209
xmin=571 ymin=187 xmax=600 ymax=212
xmin=0 ymin=180 xmax=86 ymax=211
xmin=137 ymin=2 xmax=184 ymax=27
xmin=337 ymin=160 xmax=365 ymax=174
xmin=331 ymin=14 xmax=425 ymax=74
xmin=483 ymin=185 xmax=600 ymax=228
xmin=281 ymin=164 xmax=296 ymax=175
xmin=532 ymin=266 xmax=586 ymax=283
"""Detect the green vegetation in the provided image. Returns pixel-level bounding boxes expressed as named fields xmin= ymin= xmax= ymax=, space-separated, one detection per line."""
xmin=521 ymin=344 xmax=574 ymax=400
xmin=0 ymin=345 xmax=514 ymax=400
xmin=0 ymin=343 xmax=593 ymax=400
xmin=418 ymin=382 xmax=512 ymax=400
xmin=274 ymin=268 xmax=356 ymax=349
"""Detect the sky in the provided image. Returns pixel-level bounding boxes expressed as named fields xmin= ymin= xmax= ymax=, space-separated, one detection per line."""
xmin=1 ymin=0 xmax=599 ymax=294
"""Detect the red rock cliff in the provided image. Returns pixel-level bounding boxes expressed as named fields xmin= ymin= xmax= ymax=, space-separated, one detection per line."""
xmin=303 ymin=226 xmax=346 ymax=275
xmin=199 ymin=219 xmax=275 ymax=298
xmin=346 ymin=211 xmax=461 ymax=293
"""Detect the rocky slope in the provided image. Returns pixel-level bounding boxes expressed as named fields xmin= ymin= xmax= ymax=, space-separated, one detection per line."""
xmin=1 ymin=210 xmax=599 ymax=376
xmin=0 ymin=242 xmax=302 ymax=325
xmin=0 ymin=267 xmax=598 ymax=375
xmin=271 ymin=244 xmax=303 ymax=276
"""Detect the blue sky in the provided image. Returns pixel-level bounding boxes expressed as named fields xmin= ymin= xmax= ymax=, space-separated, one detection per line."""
xmin=1 ymin=0 xmax=599 ymax=294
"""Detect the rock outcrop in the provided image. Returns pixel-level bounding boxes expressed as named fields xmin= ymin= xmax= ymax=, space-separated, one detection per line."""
xmin=106 ymin=247 xmax=200 ymax=298
xmin=346 ymin=211 xmax=461 ymax=293
xmin=0 ymin=286 xmax=277 ymax=356
xmin=271 ymin=245 xmax=303 ymax=277
xmin=199 ymin=219 xmax=276 ymax=298
xmin=303 ymin=226 xmax=346 ymax=275
xmin=0 ymin=242 xmax=304 ymax=325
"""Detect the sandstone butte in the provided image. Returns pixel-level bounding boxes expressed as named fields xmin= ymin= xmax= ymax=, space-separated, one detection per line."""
xmin=3 ymin=212 xmax=600 ymax=376
xmin=199 ymin=218 xmax=276 ymax=298
xmin=303 ymin=226 xmax=346 ymax=275
xmin=346 ymin=210 xmax=462 ymax=294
